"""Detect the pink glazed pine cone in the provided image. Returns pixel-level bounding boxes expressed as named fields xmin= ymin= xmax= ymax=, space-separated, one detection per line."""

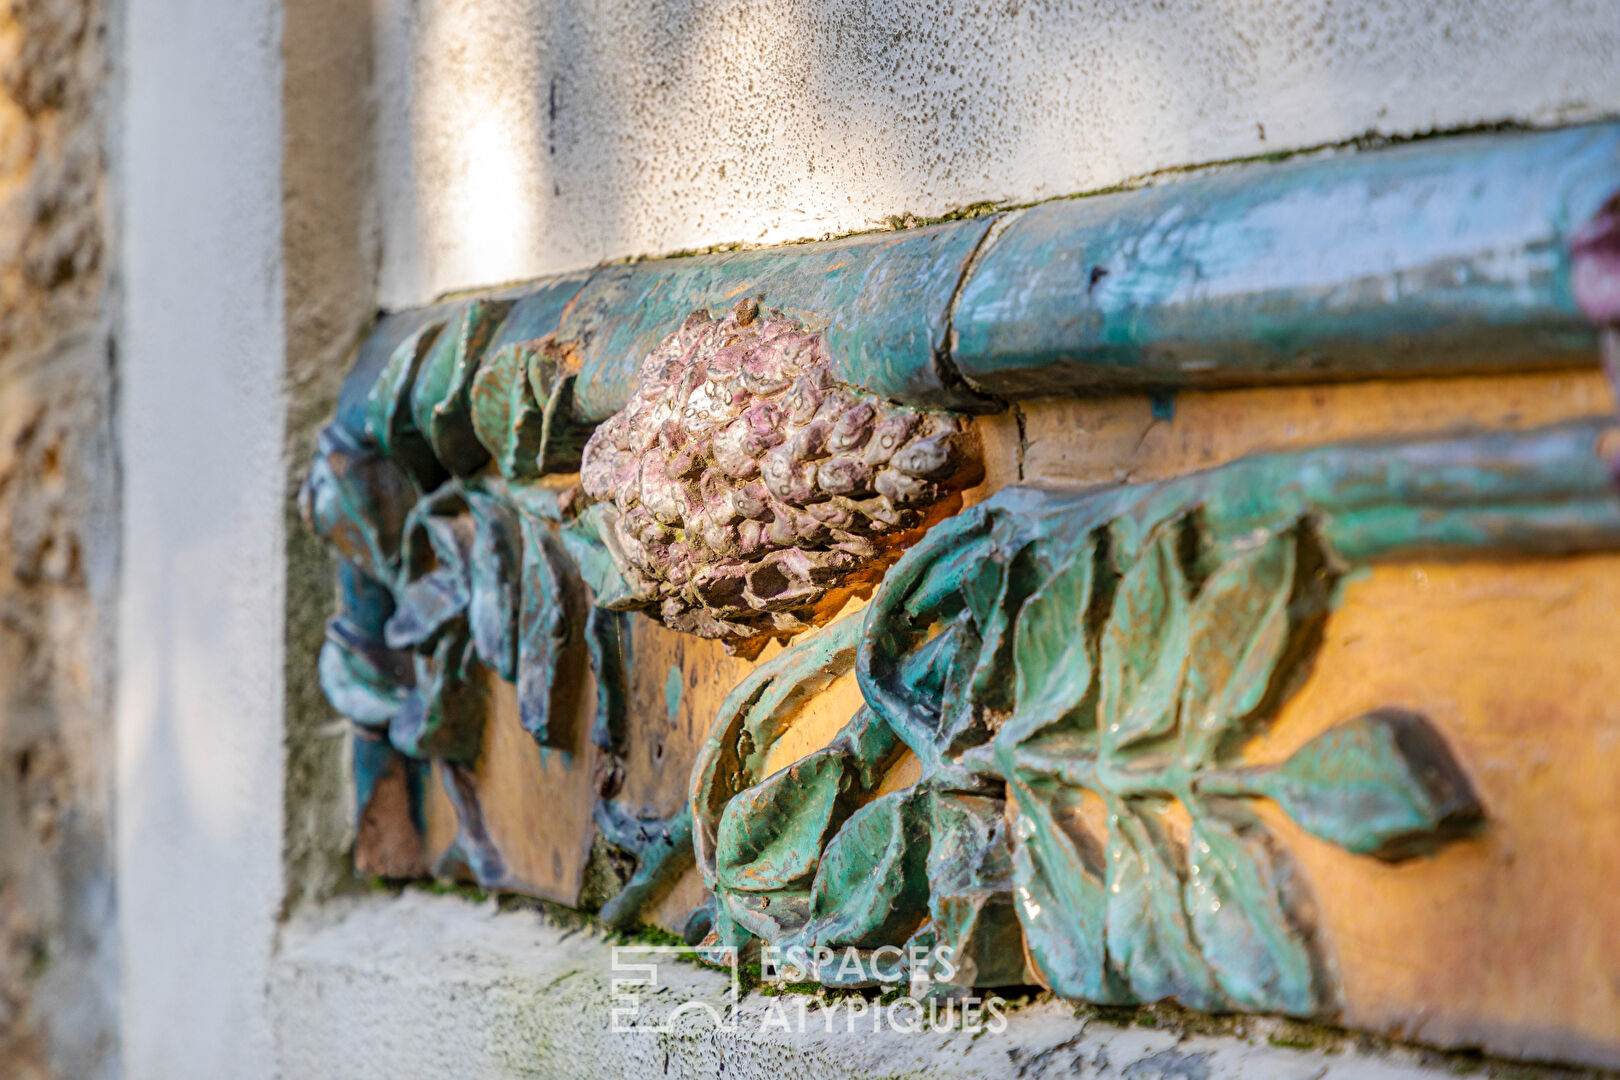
xmin=579 ymin=298 xmax=982 ymax=654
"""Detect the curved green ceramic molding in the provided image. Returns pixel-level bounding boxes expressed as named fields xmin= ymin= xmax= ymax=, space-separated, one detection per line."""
xmin=952 ymin=124 xmax=1620 ymax=396
xmin=341 ymin=122 xmax=1620 ymax=431
xmin=558 ymin=222 xmax=999 ymax=418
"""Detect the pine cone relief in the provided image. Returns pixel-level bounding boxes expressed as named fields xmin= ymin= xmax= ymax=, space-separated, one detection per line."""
xmin=580 ymin=298 xmax=982 ymax=653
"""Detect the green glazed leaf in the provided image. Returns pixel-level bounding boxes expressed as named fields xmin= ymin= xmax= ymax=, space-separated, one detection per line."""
xmin=710 ymin=893 xmax=751 ymax=950
xmin=584 ymin=604 xmax=631 ymax=754
xmin=958 ymin=549 xmax=1007 ymax=629
xmin=833 ymin=705 xmax=903 ymax=790
xmin=964 ymin=552 xmax=1022 ymax=714
xmin=557 ymin=503 xmax=640 ymax=610
xmin=298 ymin=426 xmax=418 ymax=582
xmin=534 ymin=371 xmax=594 ymax=474
xmin=721 ymin=889 xmax=812 ymax=943
xmin=385 ymin=492 xmax=474 ymax=650
xmin=1185 ymin=809 xmax=1316 ymax=1015
xmin=350 ymin=730 xmax=421 ymax=828
xmin=388 ymin=630 xmax=485 ymax=763
xmin=1004 ymin=778 xmax=1121 ymax=1002
xmin=317 ymin=620 xmax=409 ymax=727
xmin=515 ymin=516 xmax=571 ymax=745
xmin=435 ymin=761 xmax=506 ymax=885
xmin=928 ymin=889 xmax=1028 ymax=989
xmin=1235 ymin=709 xmax=1482 ymax=860
xmin=899 ymin=527 xmax=995 ymax=622
xmin=364 ymin=321 xmax=446 ymax=483
xmin=926 ymin=792 xmax=1014 ymax=898
xmin=715 ymin=747 xmax=852 ymax=892
xmin=804 ymin=790 xmax=930 ymax=948
xmin=1104 ymin=799 xmax=1223 ymax=1010
xmin=1002 ymin=542 xmax=1097 ymax=750
xmin=1179 ymin=530 xmax=1295 ymax=767
xmin=469 ymin=340 xmax=548 ymax=479
xmin=935 ymin=615 xmax=988 ymax=756
xmin=689 ymin=616 xmax=863 ymax=885
xmin=1099 ymin=526 xmax=1190 ymax=758
xmin=465 ymin=492 xmax=522 ymax=681
xmin=859 ymin=505 xmax=1001 ymax=774
xmin=865 ymin=613 xmax=981 ymax=769
xmin=410 ymin=299 xmax=512 ymax=476
xmin=893 ymin=624 xmax=958 ymax=705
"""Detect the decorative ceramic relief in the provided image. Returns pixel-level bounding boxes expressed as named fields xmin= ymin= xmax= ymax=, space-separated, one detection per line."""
xmin=302 ymin=259 xmax=1620 ymax=1011
xmin=295 ymin=125 xmax=1620 ymax=1066
xmin=301 ymin=298 xmax=638 ymax=886
xmin=580 ymin=297 xmax=981 ymax=655
xmin=691 ymin=422 xmax=1620 ymax=1013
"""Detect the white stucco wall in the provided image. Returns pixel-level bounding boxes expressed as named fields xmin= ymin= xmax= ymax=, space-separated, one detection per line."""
xmin=119 ymin=1 xmax=287 ymax=1078
xmin=375 ymin=0 xmax=1620 ymax=307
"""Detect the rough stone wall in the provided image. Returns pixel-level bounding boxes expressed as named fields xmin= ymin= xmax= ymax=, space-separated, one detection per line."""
xmin=281 ymin=0 xmax=381 ymax=910
xmin=0 ymin=1 xmax=118 ymax=1078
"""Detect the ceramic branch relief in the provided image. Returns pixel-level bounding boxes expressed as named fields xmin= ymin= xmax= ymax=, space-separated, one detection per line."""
xmin=691 ymin=423 xmax=1620 ymax=1013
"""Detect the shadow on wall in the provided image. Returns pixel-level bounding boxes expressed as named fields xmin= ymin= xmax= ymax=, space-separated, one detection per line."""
xmin=376 ymin=0 xmax=1620 ymax=308
xmin=384 ymin=0 xmax=1197 ymax=303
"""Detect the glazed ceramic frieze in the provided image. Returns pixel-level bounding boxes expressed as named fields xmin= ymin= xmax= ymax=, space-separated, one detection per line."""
xmin=291 ymin=123 xmax=1620 ymax=1066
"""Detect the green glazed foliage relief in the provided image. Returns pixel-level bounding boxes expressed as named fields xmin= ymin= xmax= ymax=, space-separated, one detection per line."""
xmin=303 ymin=279 xmax=1620 ymax=1015
xmin=302 ymin=299 xmax=640 ymax=890
xmin=693 ymin=424 xmax=1620 ymax=1012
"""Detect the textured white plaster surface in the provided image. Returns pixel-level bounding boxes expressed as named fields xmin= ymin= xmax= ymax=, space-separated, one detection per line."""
xmin=118 ymin=1 xmax=287 ymax=1078
xmin=272 ymin=891 xmax=1463 ymax=1080
xmin=375 ymin=0 xmax=1620 ymax=307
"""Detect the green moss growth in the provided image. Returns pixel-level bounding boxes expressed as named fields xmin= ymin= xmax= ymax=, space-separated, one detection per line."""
xmin=577 ymin=832 xmax=635 ymax=914
xmin=1265 ymin=1018 xmax=1347 ymax=1054
xmin=882 ymin=200 xmax=1007 ymax=231
xmin=415 ymin=878 xmax=491 ymax=903
xmin=494 ymin=891 xmax=598 ymax=935
xmin=612 ymin=922 xmax=686 ymax=948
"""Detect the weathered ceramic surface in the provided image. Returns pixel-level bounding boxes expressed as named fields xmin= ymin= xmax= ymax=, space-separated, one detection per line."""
xmin=561 ymin=222 xmax=997 ymax=417
xmin=952 ymin=124 xmax=1620 ymax=396
xmin=344 ymin=122 xmax=1620 ymax=430
xmin=296 ymin=123 xmax=1620 ymax=1067
xmin=366 ymin=362 xmax=1620 ymax=1063
xmin=301 ymin=349 xmax=1620 ymax=997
